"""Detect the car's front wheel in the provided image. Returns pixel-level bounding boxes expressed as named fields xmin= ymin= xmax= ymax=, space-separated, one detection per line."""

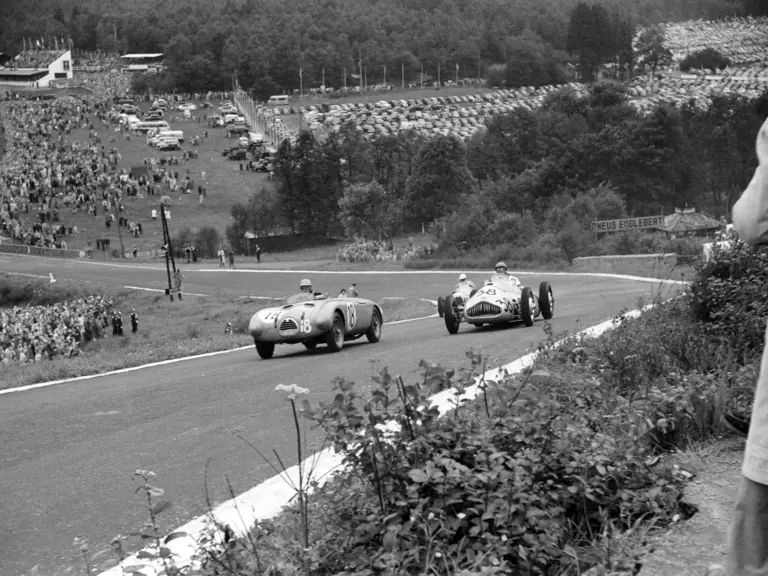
xmin=255 ymin=340 xmax=275 ymax=359
xmin=366 ymin=308 xmax=382 ymax=343
xmin=326 ymin=312 xmax=345 ymax=352
xmin=444 ymin=295 xmax=460 ymax=335
xmin=520 ymin=287 xmax=535 ymax=327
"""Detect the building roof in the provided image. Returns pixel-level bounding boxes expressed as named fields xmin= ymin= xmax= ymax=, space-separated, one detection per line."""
xmin=121 ymin=54 xmax=164 ymax=60
xmin=0 ymin=69 xmax=47 ymax=77
xmin=663 ymin=208 xmax=720 ymax=233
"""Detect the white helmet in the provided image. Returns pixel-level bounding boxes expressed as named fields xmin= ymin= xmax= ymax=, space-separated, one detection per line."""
xmin=300 ymin=278 xmax=312 ymax=288
xmin=458 ymin=273 xmax=467 ymax=281
xmin=495 ymin=261 xmax=507 ymax=273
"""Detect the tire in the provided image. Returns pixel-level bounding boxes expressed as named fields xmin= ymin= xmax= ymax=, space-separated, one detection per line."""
xmin=325 ymin=312 xmax=345 ymax=352
xmin=303 ymin=341 xmax=317 ymax=350
xmin=255 ymin=340 xmax=275 ymax=359
xmin=520 ymin=287 xmax=535 ymax=327
xmin=437 ymin=296 xmax=445 ymax=318
xmin=366 ymin=308 xmax=383 ymax=343
xmin=538 ymin=281 xmax=554 ymax=320
xmin=444 ymin=294 xmax=460 ymax=335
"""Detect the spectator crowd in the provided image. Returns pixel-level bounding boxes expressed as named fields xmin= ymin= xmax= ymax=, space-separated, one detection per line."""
xmin=336 ymin=239 xmax=438 ymax=262
xmin=0 ymin=295 xmax=112 ymax=365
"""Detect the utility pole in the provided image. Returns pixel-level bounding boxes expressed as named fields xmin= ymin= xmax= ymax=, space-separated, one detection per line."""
xmin=160 ymin=204 xmax=179 ymax=301
xmin=455 ymin=62 xmax=458 ymax=85
xmin=359 ymin=50 xmax=363 ymax=93
xmin=343 ymin=66 xmax=347 ymax=89
xmin=420 ymin=63 xmax=423 ymax=87
xmin=401 ymin=61 xmax=404 ymax=89
xmin=299 ymin=66 xmax=303 ymax=97
xmin=437 ymin=62 xmax=441 ymax=87
xmin=322 ymin=67 xmax=325 ymax=90
xmin=383 ymin=64 xmax=386 ymax=86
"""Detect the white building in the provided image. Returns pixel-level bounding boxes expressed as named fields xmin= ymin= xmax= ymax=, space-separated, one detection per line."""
xmin=0 ymin=50 xmax=73 ymax=88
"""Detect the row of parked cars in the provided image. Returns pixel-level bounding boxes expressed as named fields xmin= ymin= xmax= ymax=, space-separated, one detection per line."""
xmin=258 ymin=84 xmax=588 ymax=141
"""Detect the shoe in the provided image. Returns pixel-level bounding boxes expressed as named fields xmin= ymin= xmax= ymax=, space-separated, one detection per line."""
xmin=703 ymin=564 xmax=727 ymax=576
xmin=722 ymin=411 xmax=750 ymax=436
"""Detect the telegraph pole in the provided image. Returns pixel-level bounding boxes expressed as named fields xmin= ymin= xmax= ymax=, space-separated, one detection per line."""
xmin=359 ymin=50 xmax=363 ymax=93
xmin=401 ymin=62 xmax=405 ymax=89
xmin=160 ymin=204 xmax=179 ymax=301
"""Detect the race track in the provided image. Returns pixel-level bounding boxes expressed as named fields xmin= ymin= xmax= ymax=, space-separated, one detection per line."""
xmin=0 ymin=254 xmax=679 ymax=575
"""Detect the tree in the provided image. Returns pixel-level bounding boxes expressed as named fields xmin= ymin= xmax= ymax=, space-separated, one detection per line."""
xmin=680 ymin=47 xmax=731 ymax=72
xmin=566 ymin=2 xmax=617 ymax=82
xmin=504 ymin=32 xmax=567 ymax=88
xmin=339 ymin=181 xmax=402 ymax=239
xmin=405 ymin=136 xmax=478 ymax=227
xmin=635 ymin=26 xmax=673 ymax=76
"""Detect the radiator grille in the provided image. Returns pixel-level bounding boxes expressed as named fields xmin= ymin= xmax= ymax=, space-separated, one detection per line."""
xmin=279 ymin=318 xmax=299 ymax=331
xmin=467 ymin=302 xmax=501 ymax=316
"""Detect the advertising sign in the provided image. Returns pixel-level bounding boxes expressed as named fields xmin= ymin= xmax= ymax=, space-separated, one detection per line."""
xmin=590 ymin=215 xmax=666 ymax=233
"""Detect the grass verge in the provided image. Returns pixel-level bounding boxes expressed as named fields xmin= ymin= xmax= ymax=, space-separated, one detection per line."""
xmin=0 ymin=275 xmax=435 ymax=391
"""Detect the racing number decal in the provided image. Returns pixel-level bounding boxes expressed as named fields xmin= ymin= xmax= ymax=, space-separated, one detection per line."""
xmin=264 ymin=311 xmax=280 ymax=320
xmin=482 ymin=288 xmax=496 ymax=296
xmin=300 ymin=318 xmax=312 ymax=333
xmin=501 ymin=298 xmax=513 ymax=313
xmin=346 ymin=303 xmax=356 ymax=329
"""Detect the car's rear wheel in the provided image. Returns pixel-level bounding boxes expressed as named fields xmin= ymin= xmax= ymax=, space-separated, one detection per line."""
xmin=539 ymin=281 xmax=554 ymax=320
xmin=521 ymin=287 xmax=535 ymax=327
xmin=444 ymin=295 xmax=460 ymax=335
xmin=326 ymin=312 xmax=345 ymax=352
xmin=303 ymin=341 xmax=317 ymax=350
xmin=255 ymin=340 xmax=275 ymax=359
xmin=437 ymin=296 xmax=445 ymax=318
xmin=366 ymin=308 xmax=383 ymax=343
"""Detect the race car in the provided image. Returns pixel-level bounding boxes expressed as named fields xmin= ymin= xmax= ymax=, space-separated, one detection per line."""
xmin=437 ymin=281 xmax=476 ymax=318
xmin=248 ymin=296 xmax=383 ymax=359
xmin=442 ymin=275 xmax=554 ymax=334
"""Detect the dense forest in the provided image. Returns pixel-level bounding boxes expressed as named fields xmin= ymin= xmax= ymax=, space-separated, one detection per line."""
xmin=222 ymin=84 xmax=768 ymax=260
xmin=0 ymin=0 xmax=765 ymax=95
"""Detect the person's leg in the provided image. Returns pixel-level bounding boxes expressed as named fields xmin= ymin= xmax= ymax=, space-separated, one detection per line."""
xmin=716 ymin=476 xmax=768 ymax=575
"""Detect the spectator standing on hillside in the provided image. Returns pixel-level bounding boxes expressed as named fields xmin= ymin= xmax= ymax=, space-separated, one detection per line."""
xmin=707 ymin=117 xmax=768 ymax=576
xmin=130 ymin=309 xmax=138 ymax=334
xmin=255 ymin=244 xmax=261 ymax=263
xmin=228 ymin=250 xmax=235 ymax=269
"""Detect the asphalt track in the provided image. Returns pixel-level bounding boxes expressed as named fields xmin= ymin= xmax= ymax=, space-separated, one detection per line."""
xmin=0 ymin=254 xmax=679 ymax=575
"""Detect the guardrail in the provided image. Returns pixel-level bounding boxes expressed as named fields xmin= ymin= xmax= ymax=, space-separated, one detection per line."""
xmin=0 ymin=243 xmax=91 ymax=259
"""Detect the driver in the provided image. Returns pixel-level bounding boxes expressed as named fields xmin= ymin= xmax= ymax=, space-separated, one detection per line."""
xmin=491 ymin=262 xmax=522 ymax=287
xmin=286 ymin=278 xmax=324 ymax=304
xmin=455 ymin=273 xmax=475 ymax=291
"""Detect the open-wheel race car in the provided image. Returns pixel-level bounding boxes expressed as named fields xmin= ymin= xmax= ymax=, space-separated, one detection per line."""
xmin=441 ymin=275 xmax=554 ymax=334
xmin=248 ymin=296 xmax=383 ymax=359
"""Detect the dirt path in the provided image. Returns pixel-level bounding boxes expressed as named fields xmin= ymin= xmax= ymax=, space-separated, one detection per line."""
xmin=639 ymin=439 xmax=744 ymax=575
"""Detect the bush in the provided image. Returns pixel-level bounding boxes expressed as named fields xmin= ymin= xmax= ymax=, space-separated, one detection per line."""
xmin=199 ymin=360 xmax=686 ymax=576
xmin=689 ymin=234 xmax=768 ymax=355
xmin=680 ymin=48 xmax=731 ymax=72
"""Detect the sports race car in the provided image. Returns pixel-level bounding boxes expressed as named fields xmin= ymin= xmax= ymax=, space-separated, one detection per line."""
xmin=442 ymin=275 xmax=554 ymax=334
xmin=248 ymin=296 xmax=383 ymax=359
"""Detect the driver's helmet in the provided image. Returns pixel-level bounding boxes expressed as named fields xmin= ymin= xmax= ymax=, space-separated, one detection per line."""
xmin=494 ymin=261 xmax=508 ymax=274
xmin=458 ymin=273 xmax=467 ymax=282
xmin=300 ymin=278 xmax=312 ymax=292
